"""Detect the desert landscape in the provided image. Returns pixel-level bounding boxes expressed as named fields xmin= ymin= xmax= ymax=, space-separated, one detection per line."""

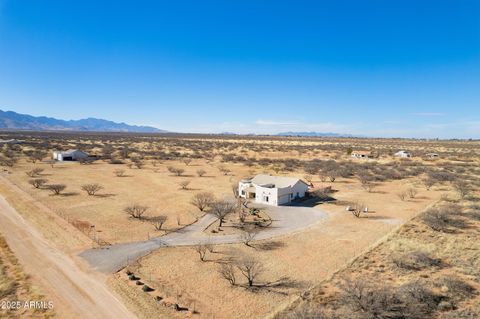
xmin=0 ymin=131 xmax=478 ymax=318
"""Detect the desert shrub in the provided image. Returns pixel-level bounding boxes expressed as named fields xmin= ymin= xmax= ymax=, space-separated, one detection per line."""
xmin=465 ymin=206 xmax=480 ymax=221
xmin=113 ymin=169 xmax=126 ymax=177
xmin=109 ymin=158 xmax=124 ymax=164
xmin=453 ymin=181 xmax=472 ymax=199
xmin=437 ymin=276 xmax=476 ymax=304
xmin=28 ymin=178 xmax=47 ymax=189
xmin=47 ymin=184 xmax=66 ymax=195
xmin=420 ymin=205 xmax=466 ymax=232
xmin=439 ymin=306 xmax=480 ymax=319
xmin=339 ymin=278 xmax=437 ymax=319
xmin=81 ymin=183 xmax=103 ymax=195
xmin=178 ymin=180 xmax=191 ymax=190
xmin=167 ymin=166 xmax=185 ymax=176
xmin=392 ymin=251 xmax=440 ymax=270
xmin=285 ymin=306 xmax=330 ymax=319
xmin=25 ymin=167 xmax=44 ymax=177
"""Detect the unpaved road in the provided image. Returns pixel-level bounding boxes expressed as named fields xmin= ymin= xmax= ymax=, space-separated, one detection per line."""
xmin=81 ymin=204 xmax=328 ymax=273
xmin=0 ymin=194 xmax=136 ymax=319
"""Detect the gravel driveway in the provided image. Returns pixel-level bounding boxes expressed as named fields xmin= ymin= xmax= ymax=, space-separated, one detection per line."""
xmin=80 ymin=204 xmax=328 ymax=273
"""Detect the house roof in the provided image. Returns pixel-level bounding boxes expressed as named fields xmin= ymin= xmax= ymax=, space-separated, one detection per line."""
xmin=58 ymin=149 xmax=88 ymax=156
xmin=250 ymin=174 xmax=307 ymax=188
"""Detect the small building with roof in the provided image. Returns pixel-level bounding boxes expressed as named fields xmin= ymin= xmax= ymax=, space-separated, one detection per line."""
xmin=52 ymin=149 xmax=89 ymax=161
xmin=238 ymin=174 xmax=309 ymax=206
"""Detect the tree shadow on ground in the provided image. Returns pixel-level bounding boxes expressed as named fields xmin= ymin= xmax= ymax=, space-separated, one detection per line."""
xmin=254 ymin=241 xmax=286 ymax=251
xmin=246 ymin=277 xmax=307 ymax=295
xmin=96 ymin=193 xmax=117 ymax=198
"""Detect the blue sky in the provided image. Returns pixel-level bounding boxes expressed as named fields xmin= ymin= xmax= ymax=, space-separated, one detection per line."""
xmin=0 ymin=0 xmax=479 ymax=138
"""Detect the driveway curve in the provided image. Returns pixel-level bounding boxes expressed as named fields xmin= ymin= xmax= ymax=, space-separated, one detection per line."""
xmin=80 ymin=204 xmax=328 ymax=273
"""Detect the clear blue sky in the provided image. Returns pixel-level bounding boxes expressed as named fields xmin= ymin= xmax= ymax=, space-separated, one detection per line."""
xmin=0 ymin=0 xmax=479 ymax=138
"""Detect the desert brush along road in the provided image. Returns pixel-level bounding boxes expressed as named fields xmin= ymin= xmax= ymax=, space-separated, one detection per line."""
xmin=0 ymin=193 xmax=136 ymax=319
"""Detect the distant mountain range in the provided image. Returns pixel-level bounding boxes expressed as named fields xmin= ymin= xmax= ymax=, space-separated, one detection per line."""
xmin=0 ymin=110 xmax=165 ymax=133
xmin=276 ymin=131 xmax=356 ymax=137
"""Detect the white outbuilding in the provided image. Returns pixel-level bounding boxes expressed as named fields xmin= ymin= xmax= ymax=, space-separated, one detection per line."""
xmin=394 ymin=150 xmax=412 ymax=158
xmin=52 ymin=149 xmax=89 ymax=161
xmin=238 ymin=174 xmax=309 ymax=206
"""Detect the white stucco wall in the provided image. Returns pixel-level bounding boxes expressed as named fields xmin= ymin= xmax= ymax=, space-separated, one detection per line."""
xmin=254 ymin=185 xmax=279 ymax=206
xmin=238 ymin=181 xmax=251 ymax=198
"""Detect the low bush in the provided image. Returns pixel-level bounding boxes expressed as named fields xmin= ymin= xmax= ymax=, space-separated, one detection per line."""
xmin=392 ymin=251 xmax=440 ymax=270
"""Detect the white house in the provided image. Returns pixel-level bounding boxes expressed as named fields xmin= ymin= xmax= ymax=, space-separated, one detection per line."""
xmin=238 ymin=174 xmax=309 ymax=206
xmin=52 ymin=149 xmax=89 ymax=161
xmin=394 ymin=150 xmax=412 ymax=158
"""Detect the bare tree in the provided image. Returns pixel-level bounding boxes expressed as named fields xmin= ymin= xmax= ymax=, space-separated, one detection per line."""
xmin=358 ymin=174 xmax=375 ymax=192
xmin=194 ymin=243 xmax=208 ymax=262
xmin=190 ymin=192 xmax=215 ymax=211
xmin=183 ymin=158 xmax=192 ymax=166
xmin=210 ymin=199 xmax=236 ymax=228
xmin=218 ymin=165 xmax=231 ymax=175
xmin=327 ymin=170 xmax=338 ymax=182
xmin=29 ymin=178 xmax=47 ymax=189
xmin=236 ymin=255 xmax=263 ymax=287
xmin=196 ymin=169 xmax=206 ymax=177
xmin=407 ymin=187 xmax=418 ymax=199
xmin=303 ymin=174 xmax=313 ymax=185
xmin=218 ymin=263 xmax=236 ymax=286
xmin=25 ymin=150 xmax=46 ymax=163
xmin=47 ymin=184 xmax=66 ymax=195
xmin=398 ymin=191 xmax=407 ymax=201
xmin=179 ymin=180 xmax=191 ymax=190
xmin=124 ymin=204 xmax=148 ymax=219
xmin=351 ymin=201 xmax=367 ymax=218
xmin=114 ymin=169 xmax=126 ymax=177
xmin=167 ymin=166 xmax=185 ymax=176
xmin=241 ymin=228 xmax=258 ymax=247
xmin=422 ymin=177 xmax=436 ymax=190
xmin=26 ymin=168 xmax=44 ymax=177
xmin=148 ymin=215 xmax=167 ymax=231
xmin=81 ymin=183 xmax=103 ymax=196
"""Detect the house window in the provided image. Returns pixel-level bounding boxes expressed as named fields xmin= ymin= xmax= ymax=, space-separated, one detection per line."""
xmin=241 ymin=190 xmax=245 ymax=195
xmin=263 ymin=196 xmax=269 ymax=202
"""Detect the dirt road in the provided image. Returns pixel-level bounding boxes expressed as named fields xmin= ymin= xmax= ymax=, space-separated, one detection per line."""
xmin=0 ymin=194 xmax=137 ymax=319
xmin=81 ymin=203 xmax=328 ymax=273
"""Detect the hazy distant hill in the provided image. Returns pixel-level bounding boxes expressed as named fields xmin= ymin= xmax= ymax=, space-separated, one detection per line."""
xmin=0 ymin=110 xmax=165 ymax=133
xmin=276 ymin=131 xmax=355 ymax=137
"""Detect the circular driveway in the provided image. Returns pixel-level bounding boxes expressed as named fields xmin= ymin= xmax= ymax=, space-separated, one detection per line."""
xmin=80 ymin=204 xmax=328 ymax=273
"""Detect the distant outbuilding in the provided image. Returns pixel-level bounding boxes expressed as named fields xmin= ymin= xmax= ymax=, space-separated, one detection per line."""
xmin=52 ymin=149 xmax=89 ymax=161
xmin=351 ymin=151 xmax=374 ymax=159
xmin=394 ymin=150 xmax=412 ymax=158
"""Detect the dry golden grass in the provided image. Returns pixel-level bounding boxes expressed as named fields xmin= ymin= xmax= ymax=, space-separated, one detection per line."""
xmin=0 ymin=236 xmax=55 ymax=319
xmin=275 ymin=196 xmax=480 ymax=319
